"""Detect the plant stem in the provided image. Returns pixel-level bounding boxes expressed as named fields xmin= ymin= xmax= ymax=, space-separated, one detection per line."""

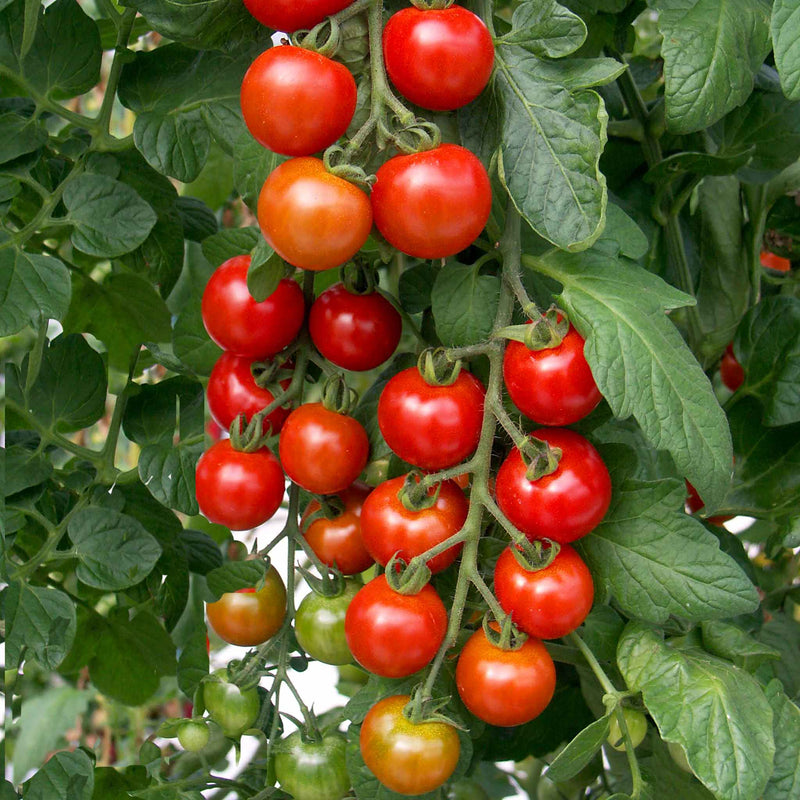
xmin=24 ymin=316 xmax=49 ymax=400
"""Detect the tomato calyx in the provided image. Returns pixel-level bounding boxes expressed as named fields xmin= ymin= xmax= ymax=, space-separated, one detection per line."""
xmin=497 ymin=307 xmax=570 ymax=351
xmin=340 ymin=258 xmax=379 ymax=295
xmin=297 ymin=564 xmax=348 ymax=598
xmin=404 ymin=685 xmax=464 ymax=729
xmin=322 ymin=145 xmax=375 ymax=190
xmin=384 ymin=552 xmax=433 ymax=595
xmin=481 ymin=613 xmax=528 ymax=652
xmin=301 ymin=494 xmax=346 ymax=528
xmin=320 ymin=375 xmax=358 ymax=415
xmin=290 ymin=17 xmax=342 ymax=59
xmin=398 ymin=470 xmax=442 ymax=512
xmin=228 ymin=411 xmax=274 ymax=452
xmin=418 ymin=347 xmax=463 ymax=387
xmin=519 ymin=435 xmax=562 ymax=481
xmin=410 ymin=0 xmax=455 ymax=12
xmin=390 ymin=118 xmax=442 ymax=155
xmin=509 ymin=537 xmax=561 ymax=572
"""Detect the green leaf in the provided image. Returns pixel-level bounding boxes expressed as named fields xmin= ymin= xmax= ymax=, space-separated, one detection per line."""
xmin=123 ymin=376 xmax=204 ymax=446
xmin=700 ymin=621 xmax=781 ymax=671
xmin=500 ymin=0 xmax=587 ymax=58
xmin=176 ymin=196 xmax=218 ymax=242
xmin=649 ymin=0 xmax=772 ymax=134
xmin=772 ymin=0 xmax=800 ymax=100
xmin=201 ymin=226 xmax=260 ymax=267
xmin=578 ymin=479 xmax=758 ymax=623
xmin=22 ymin=750 xmax=94 ymax=800
xmin=598 ymin=203 xmax=649 ymax=261
xmin=68 ymin=507 xmax=162 ymax=591
xmin=205 ymin=560 xmax=267 ymax=600
xmin=90 ymin=767 xmax=150 ymax=800
xmin=180 ymin=530 xmax=224 ymax=575
xmin=232 ymin=129 xmax=285 ymax=211
xmin=398 ymin=262 xmax=437 ymax=314
xmin=644 ymin=149 xmax=757 ymax=190
xmin=431 ymin=261 xmax=500 ymax=347
xmin=247 ymin=242 xmax=283 ymax=302
xmin=580 ymin=604 xmax=626 ymax=662
xmin=545 ymin=713 xmax=611 ymax=783
xmin=138 ymin=440 xmax=204 ymax=516
xmin=533 ymin=248 xmax=733 ymax=509
xmin=763 ymin=681 xmax=800 ymax=800
xmin=757 ymin=614 xmax=800 ymax=698
xmin=0 ymin=112 xmax=47 ymax=163
xmin=133 ymin=109 xmax=210 ymax=184
xmin=3 ymin=444 xmax=52 ymax=496
xmin=618 ymin=622 xmax=775 ymax=800
xmin=639 ymin=740 xmax=717 ymax=800
xmin=172 ymin=300 xmax=222 ymax=377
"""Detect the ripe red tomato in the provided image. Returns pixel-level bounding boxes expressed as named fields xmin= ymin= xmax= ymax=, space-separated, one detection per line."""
xmin=344 ymin=574 xmax=447 ymax=677
xmin=685 ymin=480 xmax=733 ymax=526
xmin=201 ymin=256 xmax=304 ymax=359
xmin=206 ymin=565 xmax=287 ymax=646
xmin=360 ymin=694 xmax=460 ymax=795
xmin=242 ymin=0 xmax=353 ymax=32
xmin=383 ymin=5 xmax=494 ymax=111
xmin=378 ymin=367 xmax=485 ymax=471
xmin=760 ymin=249 xmax=791 ymax=272
xmin=258 ymin=158 xmax=372 ymax=271
xmin=241 ymin=46 xmax=356 ymax=157
xmin=195 ymin=439 xmax=285 ymax=530
xmin=503 ymin=323 xmax=602 ymax=425
xmin=279 ymin=402 xmax=369 ymax=494
xmin=495 ymin=428 xmax=612 ymax=543
xmin=371 ymin=144 xmax=492 ymax=259
xmin=301 ymin=483 xmax=374 ymax=574
xmin=309 ymin=283 xmax=402 ymax=371
xmin=719 ymin=342 xmax=744 ymax=392
xmin=494 ymin=544 xmax=594 ymax=640
xmin=455 ymin=625 xmax=556 ymax=727
xmin=360 ymin=475 xmax=468 ymax=573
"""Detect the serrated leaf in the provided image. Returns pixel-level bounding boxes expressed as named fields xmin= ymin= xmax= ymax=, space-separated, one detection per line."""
xmin=138 ymin=440 xmax=204 ymax=516
xmin=205 ymin=560 xmax=267 ymax=600
xmin=545 ymin=714 xmax=611 ymax=783
xmin=134 ymin=109 xmax=210 ymax=183
xmin=3 ymin=444 xmax=52 ymax=496
xmin=22 ymin=750 xmax=94 ymax=800
xmin=501 ymin=0 xmax=587 ymax=58
xmin=763 ymin=681 xmax=800 ymax=800
xmin=772 ymin=0 xmax=800 ymax=100
xmin=247 ymin=242 xmax=283 ymax=302
xmin=700 ymin=620 xmax=780 ymax=671
xmin=201 ymin=227 xmax=260 ymax=267
xmin=601 ymin=203 xmax=649 ymax=261
xmin=0 ymin=112 xmax=47 ymax=163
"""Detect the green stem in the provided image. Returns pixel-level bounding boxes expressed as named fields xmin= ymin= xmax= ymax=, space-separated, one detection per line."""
xmin=94 ymin=8 xmax=137 ymax=145
xmin=99 ymin=347 xmax=140 ymax=481
xmin=744 ymin=184 xmax=768 ymax=305
xmin=24 ymin=316 xmax=49 ymax=401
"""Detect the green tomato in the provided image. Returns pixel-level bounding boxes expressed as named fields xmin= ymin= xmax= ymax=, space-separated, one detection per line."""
xmin=667 ymin=740 xmax=693 ymax=774
xmin=203 ymin=670 xmax=260 ymax=738
xmin=274 ymin=729 xmax=350 ymax=800
xmin=607 ymin=708 xmax=648 ymax=752
xmin=178 ymin=720 xmax=210 ymax=752
xmin=294 ymin=580 xmax=360 ymax=665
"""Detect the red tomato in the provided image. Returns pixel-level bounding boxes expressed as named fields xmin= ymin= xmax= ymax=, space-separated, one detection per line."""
xmin=344 ymin=574 xmax=447 ymax=677
xmin=495 ymin=428 xmax=612 ymax=543
xmin=378 ymin=367 xmax=485 ymax=471
xmin=383 ymin=5 xmax=494 ymax=111
xmin=195 ymin=439 xmax=285 ymax=530
xmin=760 ymin=250 xmax=791 ymax=272
xmin=360 ymin=475 xmax=467 ymax=573
xmin=241 ymin=46 xmax=356 ymax=157
xmin=360 ymin=694 xmax=460 ymax=795
xmin=242 ymin=0 xmax=353 ymax=32
xmin=206 ymin=352 xmax=291 ymax=435
xmin=455 ymin=625 xmax=556 ymax=727
xmin=201 ymin=256 xmax=304 ymax=359
xmin=503 ymin=323 xmax=602 ymax=425
xmin=206 ymin=566 xmax=287 ymax=646
xmin=258 ymin=158 xmax=372 ymax=271
xmin=371 ymin=144 xmax=492 ymax=259
xmin=301 ymin=483 xmax=375 ymax=574
xmin=685 ymin=480 xmax=733 ymax=526
xmin=494 ymin=544 xmax=594 ymax=640
xmin=719 ymin=343 xmax=744 ymax=392
xmin=279 ymin=402 xmax=369 ymax=494
xmin=309 ymin=284 xmax=402 ymax=371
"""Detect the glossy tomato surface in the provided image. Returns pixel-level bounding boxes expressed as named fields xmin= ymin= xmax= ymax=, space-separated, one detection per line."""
xmin=279 ymin=402 xmax=369 ymax=494
xmin=201 ymin=257 xmax=304 ymax=359
xmin=344 ymin=574 xmax=447 ymax=678
xmin=719 ymin=342 xmax=744 ymax=392
xmin=195 ymin=439 xmax=285 ymax=530
xmin=360 ymin=475 xmax=467 ymax=573
xmin=371 ymin=144 xmax=492 ymax=259
xmin=378 ymin=367 xmax=485 ymax=471
xmin=274 ymin=730 xmax=350 ymax=800
xmin=258 ymin=158 xmax=372 ymax=271
xmin=241 ymin=46 xmax=356 ymax=156
xmin=242 ymin=0 xmax=353 ymax=32
xmin=685 ymin=480 xmax=733 ymax=526
xmin=309 ymin=283 xmax=402 ymax=371
xmin=494 ymin=544 xmax=594 ymax=639
xmin=495 ymin=428 xmax=611 ymax=543
xmin=203 ymin=670 xmax=261 ymax=737
xmin=455 ymin=625 xmax=556 ymax=727
xmin=206 ymin=566 xmax=287 ymax=646
xmin=760 ymin=249 xmax=791 ymax=272
xmin=503 ymin=323 xmax=602 ymax=425
xmin=383 ymin=5 xmax=494 ymax=111
xmin=294 ymin=579 xmax=360 ymax=665
xmin=360 ymin=694 xmax=460 ymax=796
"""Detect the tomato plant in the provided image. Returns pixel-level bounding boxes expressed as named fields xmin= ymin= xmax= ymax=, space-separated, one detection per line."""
xmin=203 ymin=672 xmax=261 ymax=738
xmin=294 ymin=579 xmax=360 ymax=665
xmin=177 ymin=720 xmax=210 ymax=752
xmin=607 ymin=708 xmax=648 ymax=752
xmin=273 ymin=730 xmax=350 ymax=800
xmin=720 ymin=342 xmax=745 ymax=392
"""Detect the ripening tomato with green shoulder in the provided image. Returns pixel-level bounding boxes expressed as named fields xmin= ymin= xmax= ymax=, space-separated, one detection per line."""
xmin=294 ymin=579 xmax=361 ymax=665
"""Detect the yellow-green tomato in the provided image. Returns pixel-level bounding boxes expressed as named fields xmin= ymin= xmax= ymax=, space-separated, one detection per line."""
xmin=274 ymin=730 xmax=350 ymax=800
xmin=294 ymin=580 xmax=360 ymax=665
xmin=177 ymin=720 xmax=210 ymax=752
xmin=607 ymin=708 xmax=648 ymax=752
xmin=203 ymin=670 xmax=260 ymax=738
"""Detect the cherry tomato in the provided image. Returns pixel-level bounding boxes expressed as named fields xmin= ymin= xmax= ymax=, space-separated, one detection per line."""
xmin=607 ymin=708 xmax=648 ymax=752
xmin=206 ymin=566 xmax=287 ymax=646
xmin=309 ymin=283 xmax=402 ymax=371
xmin=493 ymin=544 xmax=594 ymax=640
xmin=455 ymin=625 xmax=556 ymax=727
xmin=503 ymin=323 xmax=601 ymax=425
xmin=301 ymin=483 xmax=374 ymax=574
xmin=203 ymin=670 xmax=261 ymax=737
xmin=178 ymin=720 xmax=210 ymax=752
xmin=360 ymin=475 xmax=467 ymax=574
xmin=201 ymin=256 xmax=304 ymax=359
xmin=495 ymin=428 xmax=612 ymax=543
xmin=207 ymin=352 xmax=291 ymax=435
xmin=241 ymin=46 xmax=356 ymax=157
xmin=378 ymin=367 xmax=485 ymax=471
xmin=294 ymin=579 xmax=360 ymax=665
xmin=195 ymin=439 xmax=285 ymax=530
xmin=345 ymin=574 xmax=447 ymax=678
xmin=719 ymin=342 xmax=744 ymax=392
xmin=371 ymin=144 xmax=492 ymax=259
xmin=242 ymin=0 xmax=353 ymax=32
xmin=274 ymin=730 xmax=350 ymax=800
xmin=760 ymin=249 xmax=791 ymax=272
xmin=258 ymin=158 xmax=372 ymax=271
xmin=685 ymin=480 xmax=733 ymax=526
xmin=383 ymin=5 xmax=494 ymax=111
xmin=360 ymin=694 xmax=460 ymax=795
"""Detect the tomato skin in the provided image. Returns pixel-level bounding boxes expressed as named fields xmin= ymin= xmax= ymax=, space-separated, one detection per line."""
xmin=203 ymin=670 xmax=261 ymax=737
xmin=195 ymin=439 xmax=285 ymax=531
xmin=760 ymin=249 xmax=791 ymax=272
xmin=685 ymin=480 xmax=733 ymax=526
xmin=383 ymin=5 xmax=494 ymax=111
xmin=360 ymin=475 xmax=468 ymax=573
xmin=345 ymin=574 xmax=447 ymax=678
xmin=294 ymin=580 xmax=360 ymax=665
xmin=378 ymin=367 xmax=486 ymax=471
xmin=371 ymin=144 xmax=492 ymax=259
xmin=279 ymin=402 xmax=369 ymax=495
xmin=301 ymin=483 xmax=374 ymax=574
xmin=241 ymin=46 xmax=356 ymax=157
xmin=274 ymin=730 xmax=350 ymax=800
xmin=309 ymin=284 xmax=402 ymax=371
xmin=178 ymin=720 xmax=210 ymax=752
xmin=455 ymin=626 xmax=556 ymax=727
xmin=201 ymin=257 xmax=304 ymax=359
xmin=258 ymin=158 xmax=372 ymax=271
xmin=495 ymin=428 xmax=612 ymax=543
xmin=607 ymin=708 xmax=648 ymax=752
xmin=719 ymin=342 xmax=744 ymax=392
xmin=494 ymin=544 xmax=594 ymax=640
xmin=503 ymin=324 xmax=602 ymax=426
xmin=242 ymin=0 xmax=353 ymax=32
xmin=360 ymin=694 xmax=460 ymax=796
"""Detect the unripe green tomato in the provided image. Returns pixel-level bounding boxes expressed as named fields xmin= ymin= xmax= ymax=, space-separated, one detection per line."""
xmin=667 ymin=740 xmax=693 ymax=774
xmin=607 ymin=708 xmax=648 ymax=752
xmin=274 ymin=729 xmax=350 ymax=800
xmin=178 ymin=720 xmax=210 ymax=752
xmin=203 ymin=670 xmax=260 ymax=738
xmin=294 ymin=580 xmax=360 ymax=665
